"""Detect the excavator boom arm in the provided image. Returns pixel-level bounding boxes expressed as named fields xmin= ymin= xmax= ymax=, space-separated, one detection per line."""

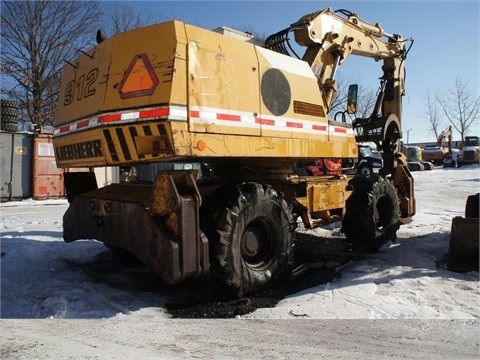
xmin=288 ymin=8 xmax=410 ymax=116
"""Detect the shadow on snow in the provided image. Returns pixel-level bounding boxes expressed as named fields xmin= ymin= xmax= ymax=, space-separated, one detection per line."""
xmin=0 ymin=229 xmax=476 ymax=319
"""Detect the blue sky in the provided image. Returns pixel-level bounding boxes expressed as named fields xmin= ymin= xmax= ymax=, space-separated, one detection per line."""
xmin=120 ymin=0 xmax=479 ymax=143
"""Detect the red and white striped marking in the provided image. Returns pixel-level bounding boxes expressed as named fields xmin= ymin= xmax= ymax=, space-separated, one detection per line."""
xmin=190 ymin=106 xmax=256 ymax=129
xmin=54 ymin=105 xmax=187 ymax=135
xmin=189 ymin=106 xmax=352 ymax=136
xmin=54 ymin=104 xmax=353 ymax=137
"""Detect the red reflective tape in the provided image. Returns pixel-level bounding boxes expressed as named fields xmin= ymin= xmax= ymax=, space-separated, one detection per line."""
xmin=217 ymin=113 xmax=241 ymax=121
xmin=190 ymin=110 xmax=200 ymax=118
xmin=334 ymin=127 xmax=347 ymax=133
xmin=256 ymin=118 xmax=275 ymax=126
xmin=99 ymin=114 xmax=121 ymax=123
xmin=139 ymin=108 xmax=169 ymax=118
xmin=77 ymin=120 xmax=90 ymax=128
xmin=286 ymin=121 xmax=303 ymax=128
xmin=59 ymin=126 xmax=70 ymax=133
xmin=312 ymin=124 xmax=327 ymax=131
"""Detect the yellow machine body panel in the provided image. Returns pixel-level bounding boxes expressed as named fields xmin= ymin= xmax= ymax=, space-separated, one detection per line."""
xmin=53 ymin=20 xmax=356 ymax=168
xmin=56 ymin=21 xmax=187 ymax=125
xmin=185 ymin=24 xmax=260 ymax=137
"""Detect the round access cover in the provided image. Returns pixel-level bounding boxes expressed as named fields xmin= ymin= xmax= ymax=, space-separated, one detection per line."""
xmin=261 ymin=68 xmax=291 ymax=116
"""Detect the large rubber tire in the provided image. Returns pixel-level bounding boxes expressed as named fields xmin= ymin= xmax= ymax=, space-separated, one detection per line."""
xmin=1 ymin=123 xmax=18 ymax=132
xmin=358 ymin=165 xmax=372 ymax=175
xmin=342 ymin=175 xmax=400 ymax=252
xmin=200 ymin=182 xmax=295 ymax=297
xmin=1 ymin=100 xmax=19 ymax=126
xmin=1 ymin=99 xmax=18 ymax=109
xmin=1 ymin=107 xmax=18 ymax=122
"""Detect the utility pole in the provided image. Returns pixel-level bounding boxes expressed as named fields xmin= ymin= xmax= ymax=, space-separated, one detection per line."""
xmin=407 ymin=129 xmax=412 ymax=144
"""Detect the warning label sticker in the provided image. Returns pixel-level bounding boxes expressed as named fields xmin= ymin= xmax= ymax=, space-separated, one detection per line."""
xmin=117 ymin=54 xmax=159 ymax=99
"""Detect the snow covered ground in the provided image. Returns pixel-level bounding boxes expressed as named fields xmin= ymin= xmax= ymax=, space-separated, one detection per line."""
xmin=247 ymin=165 xmax=480 ymax=319
xmin=0 ymin=165 xmax=479 ymax=359
xmin=1 ymin=165 xmax=479 ymax=320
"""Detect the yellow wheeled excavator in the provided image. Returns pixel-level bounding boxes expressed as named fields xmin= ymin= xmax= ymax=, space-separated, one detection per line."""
xmin=53 ymin=8 xmax=415 ymax=297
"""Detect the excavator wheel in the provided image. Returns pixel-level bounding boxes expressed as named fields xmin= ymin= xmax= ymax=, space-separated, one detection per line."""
xmin=200 ymin=182 xmax=294 ymax=298
xmin=358 ymin=165 xmax=373 ymax=176
xmin=342 ymin=175 xmax=400 ymax=252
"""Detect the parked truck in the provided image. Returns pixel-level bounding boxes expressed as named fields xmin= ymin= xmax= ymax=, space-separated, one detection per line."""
xmin=356 ymin=144 xmax=383 ymax=175
xmin=53 ymin=8 xmax=415 ymax=297
xmin=457 ymin=136 xmax=480 ymax=165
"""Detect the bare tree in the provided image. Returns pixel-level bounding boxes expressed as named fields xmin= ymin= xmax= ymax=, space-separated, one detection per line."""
xmin=329 ymin=74 xmax=377 ymax=121
xmin=422 ymin=90 xmax=444 ymax=140
xmin=354 ymin=86 xmax=377 ymax=119
xmin=1 ymin=1 xmax=101 ymax=128
xmin=436 ymin=77 xmax=480 ymax=142
xmin=238 ymin=26 xmax=269 ymax=42
xmin=101 ymin=2 xmax=166 ymax=36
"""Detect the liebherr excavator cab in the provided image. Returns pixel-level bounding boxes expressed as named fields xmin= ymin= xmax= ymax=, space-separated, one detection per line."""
xmin=53 ymin=8 xmax=415 ymax=297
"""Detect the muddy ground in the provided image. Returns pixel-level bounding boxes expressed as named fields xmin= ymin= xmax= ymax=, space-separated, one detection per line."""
xmin=70 ymin=231 xmax=356 ymax=318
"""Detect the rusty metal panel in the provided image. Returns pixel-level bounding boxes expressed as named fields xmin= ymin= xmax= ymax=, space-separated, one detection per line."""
xmin=310 ymin=179 xmax=350 ymax=212
xmin=32 ymin=134 xmax=65 ymax=199
xmin=393 ymin=164 xmax=415 ymax=222
xmin=33 ymin=134 xmax=90 ymax=199
xmin=0 ymin=131 xmax=33 ymax=200
xmin=175 ymin=195 xmax=206 ymax=277
xmin=63 ymin=174 xmax=208 ymax=284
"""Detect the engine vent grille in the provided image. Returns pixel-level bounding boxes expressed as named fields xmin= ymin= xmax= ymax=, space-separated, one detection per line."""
xmin=293 ymin=100 xmax=325 ymax=117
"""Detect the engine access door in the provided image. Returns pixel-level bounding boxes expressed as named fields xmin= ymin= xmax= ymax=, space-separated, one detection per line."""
xmin=186 ymin=24 xmax=261 ymax=136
